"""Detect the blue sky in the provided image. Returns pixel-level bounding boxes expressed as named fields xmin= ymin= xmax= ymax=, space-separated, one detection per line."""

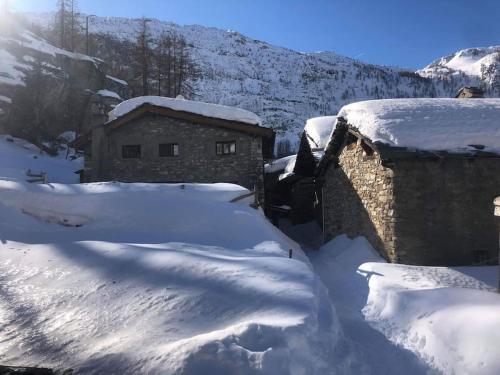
xmin=11 ymin=0 xmax=500 ymax=69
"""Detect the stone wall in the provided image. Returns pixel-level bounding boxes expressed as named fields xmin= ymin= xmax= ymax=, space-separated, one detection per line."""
xmin=91 ymin=113 xmax=265 ymax=197
xmin=391 ymin=157 xmax=500 ymax=266
xmin=322 ymin=140 xmax=395 ymax=261
xmin=322 ymin=138 xmax=500 ymax=266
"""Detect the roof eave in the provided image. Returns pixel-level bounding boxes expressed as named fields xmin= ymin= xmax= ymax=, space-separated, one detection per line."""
xmin=104 ymin=103 xmax=274 ymax=138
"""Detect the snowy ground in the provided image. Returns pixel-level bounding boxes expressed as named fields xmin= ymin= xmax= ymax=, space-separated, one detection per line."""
xmin=2 ymin=135 xmax=500 ymax=374
xmin=0 ymin=136 xmax=351 ymax=373
xmin=0 ymin=179 xmax=349 ymax=374
xmin=309 ymin=235 xmax=500 ymax=375
xmin=0 ymin=135 xmax=82 ymax=184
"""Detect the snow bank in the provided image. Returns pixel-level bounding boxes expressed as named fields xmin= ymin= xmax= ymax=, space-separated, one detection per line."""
xmin=0 ymin=135 xmax=82 ymax=183
xmin=311 ymin=235 xmax=500 ymax=375
xmin=362 ymin=263 xmax=500 ymax=375
xmin=338 ymin=98 xmax=500 ymax=152
xmin=109 ymin=96 xmax=263 ymax=126
xmin=304 ymin=116 xmax=337 ymax=150
xmin=0 ymin=180 xmax=344 ymax=374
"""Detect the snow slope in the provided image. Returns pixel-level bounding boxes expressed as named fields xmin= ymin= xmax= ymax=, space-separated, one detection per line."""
xmin=337 ymin=98 xmax=500 ymax=152
xmin=0 ymin=138 xmax=347 ymax=375
xmin=310 ymin=235 xmax=500 ymax=375
xmin=0 ymin=135 xmax=82 ymax=183
xmin=420 ymin=46 xmax=500 ymax=88
xmin=0 ymin=15 xmax=97 ymax=88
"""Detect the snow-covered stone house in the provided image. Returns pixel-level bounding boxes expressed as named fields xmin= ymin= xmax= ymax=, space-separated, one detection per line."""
xmin=316 ymin=98 xmax=500 ymax=266
xmin=265 ymin=116 xmax=336 ymax=224
xmin=76 ymin=96 xmax=275 ymax=198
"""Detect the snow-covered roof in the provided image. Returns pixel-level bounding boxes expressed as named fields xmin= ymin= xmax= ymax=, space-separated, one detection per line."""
xmin=0 ymin=95 xmax=12 ymax=104
xmin=304 ymin=116 xmax=337 ymax=150
xmin=97 ymin=89 xmax=122 ymax=100
xmin=108 ymin=96 xmax=263 ymax=126
xmin=265 ymin=150 xmax=324 ymax=179
xmin=57 ymin=131 xmax=77 ymax=143
xmin=106 ymin=75 xmax=128 ymax=86
xmin=264 ymin=154 xmax=296 ymax=174
xmin=337 ymin=98 xmax=500 ymax=153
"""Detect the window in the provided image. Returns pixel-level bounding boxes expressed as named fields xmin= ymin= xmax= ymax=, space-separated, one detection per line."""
xmin=216 ymin=141 xmax=236 ymax=155
xmin=122 ymin=145 xmax=141 ymax=159
xmin=159 ymin=143 xmax=179 ymax=157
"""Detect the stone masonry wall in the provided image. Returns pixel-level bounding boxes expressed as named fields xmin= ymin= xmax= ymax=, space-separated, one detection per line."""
xmin=322 ymin=138 xmax=500 ymax=266
xmin=392 ymin=158 xmax=500 ymax=266
xmin=91 ymin=114 xmax=265 ymax=197
xmin=322 ymin=140 xmax=396 ymax=261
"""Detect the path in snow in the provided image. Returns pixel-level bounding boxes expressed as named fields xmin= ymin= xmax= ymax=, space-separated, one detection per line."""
xmin=308 ymin=242 xmax=434 ymax=375
xmin=281 ymin=222 xmax=434 ymax=374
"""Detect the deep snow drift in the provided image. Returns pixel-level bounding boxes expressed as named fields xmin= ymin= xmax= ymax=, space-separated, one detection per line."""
xmin=310 ymin=235 xmax=500 ymax=375
xmin=0 ymin=179 xmax=345 ymax=374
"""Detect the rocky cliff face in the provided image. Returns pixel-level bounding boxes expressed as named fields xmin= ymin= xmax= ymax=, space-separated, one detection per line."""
xmin=0 ymin=15 xmax=127 ymax=144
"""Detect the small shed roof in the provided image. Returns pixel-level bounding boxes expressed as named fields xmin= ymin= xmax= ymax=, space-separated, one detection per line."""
xmin=334 ymin=98 xmax=500 ymax=154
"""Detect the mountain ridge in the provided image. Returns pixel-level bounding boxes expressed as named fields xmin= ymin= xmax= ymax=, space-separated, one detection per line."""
xmin=8 ymin=12 xmax=500 ymax=150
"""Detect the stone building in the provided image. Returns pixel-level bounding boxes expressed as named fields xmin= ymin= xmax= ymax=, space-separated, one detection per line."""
xmin=264 ymin=117 xmax=336 ymax=224
xmin=76 ymin=96 xmax=275 ymax=198
xmin=316 ymin=98 xmax=500 ymax=266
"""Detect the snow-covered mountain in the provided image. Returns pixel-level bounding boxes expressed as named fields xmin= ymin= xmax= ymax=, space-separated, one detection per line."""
xmin=419 ymin=46 xmax=500 ymax=92
xmin=11 ymin=13 xmax=500 ymax=151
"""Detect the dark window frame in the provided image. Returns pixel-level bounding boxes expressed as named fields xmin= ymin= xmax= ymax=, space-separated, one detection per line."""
xmin=159 ymin=143 xmax=180 ymax=157
xmin=121 ymin=144 xmax=142 ymax=159
xmin=216 ymin=141 xmax=236 ymax=156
